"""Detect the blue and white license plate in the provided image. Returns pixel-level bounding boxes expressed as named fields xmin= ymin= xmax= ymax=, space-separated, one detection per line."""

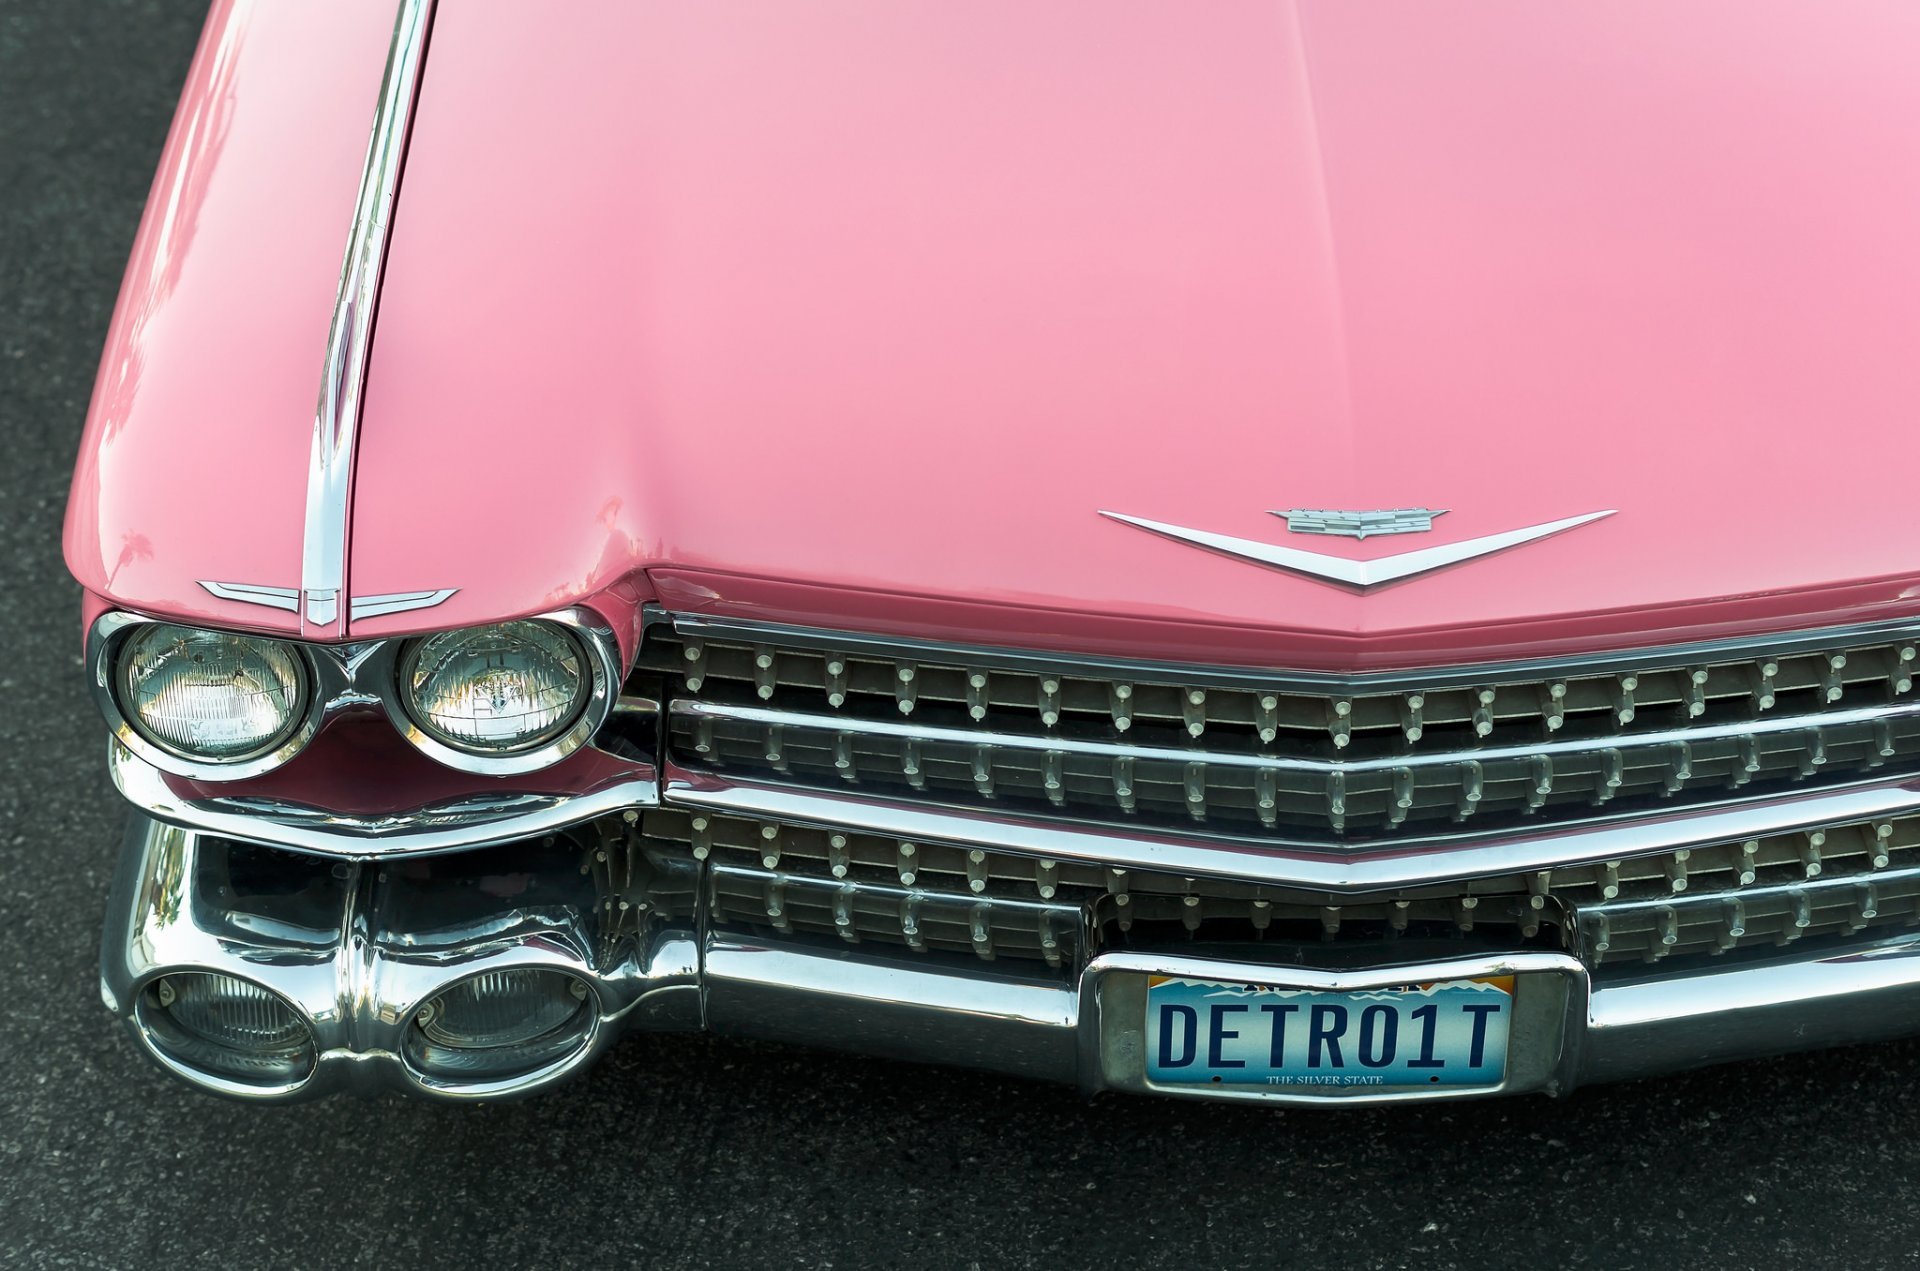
xmin=1144 ymin=975 xmax=1513 ymax=1091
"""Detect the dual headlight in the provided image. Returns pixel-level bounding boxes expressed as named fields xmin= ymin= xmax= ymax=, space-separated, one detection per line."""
xmin=100 ymin=617 xmax=611 ymax=779
xmin=115 ymin=624 xmax=308 ymax=764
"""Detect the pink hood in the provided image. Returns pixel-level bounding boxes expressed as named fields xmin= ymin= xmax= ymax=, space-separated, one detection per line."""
xmin=72 ymin=1 xmax=1920 ymax=670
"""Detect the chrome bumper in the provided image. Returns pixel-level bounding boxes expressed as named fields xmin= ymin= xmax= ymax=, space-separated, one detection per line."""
xmin=104 ymin=813 xmax=1920 ymax=1103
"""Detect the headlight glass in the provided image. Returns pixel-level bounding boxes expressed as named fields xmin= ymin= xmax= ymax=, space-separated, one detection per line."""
xmin=142 ymin=974 xmax=316 ymax=1088
xmin=400 ymin=621 xmax=588 ymax=754
xmin=117 ymin=624 xmax=304 ymax=761
xmin=406 ymin=969 xmax=594 ymax=1084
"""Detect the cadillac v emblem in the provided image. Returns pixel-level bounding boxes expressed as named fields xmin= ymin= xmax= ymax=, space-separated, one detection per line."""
xmin=1281 ymin=508 xmax=1445 ymax=539
xmin=1098 ymin=507 xmax=1617 ymax=589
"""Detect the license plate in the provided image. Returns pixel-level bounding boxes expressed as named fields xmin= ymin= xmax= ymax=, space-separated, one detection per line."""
xmin=1144 ymin=975 xmax=1513 ymax=1091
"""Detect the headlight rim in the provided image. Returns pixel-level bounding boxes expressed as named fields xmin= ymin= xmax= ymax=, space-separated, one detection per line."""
xmin=399 ymin=965 xmax=603 ymax=1095
xmin=382 ymin=614 xmax=621 ymax=776
xmin=89 ymin=611 xmax=325 ymax=782
xmin=133 ymin=972 xmax=320 ymax=1094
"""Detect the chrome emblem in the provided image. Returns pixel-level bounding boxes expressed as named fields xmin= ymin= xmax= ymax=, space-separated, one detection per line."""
xmin=1280 ymin=508 xmax=1445 ymax=539
xmin=199 ymin=581 xmax=459 ymax=621
xmin=1097 ymin=509 xmax=1617 ymax=589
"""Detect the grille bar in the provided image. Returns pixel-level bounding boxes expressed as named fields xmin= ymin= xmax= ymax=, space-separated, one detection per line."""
xmin=676 ymin=696 xmax=1920 ymax=778
xmin=667 ymin=771 xmax=1920 ymax=894
xmin=630 ymin=804 xmax=1920 ymax=970
xmin=644 ymin=615 xmax=1920 ymax=844
xmin=709 ymin=863 xmax=1084 ymax=966
xmin=667 ymin=611 xmax=1920 ymax=696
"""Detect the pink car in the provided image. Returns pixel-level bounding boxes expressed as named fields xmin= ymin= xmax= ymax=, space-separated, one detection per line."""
xmin=67 ymin=0 xmax=1920 ymax=1102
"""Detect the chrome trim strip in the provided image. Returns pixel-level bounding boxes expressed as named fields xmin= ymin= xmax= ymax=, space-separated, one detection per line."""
xmin=111 ymin=741 xmax=659 ymax=858
xmin=1098 ymin=509 xmax=1616 ymax=589
xmin=198 ymin=584 xmax=461 ymax=623
xmin=704 ymin=939 xmax=1079 ymax=1084
xmin=349 ymin=588 xmax=459 ymax=621
xmin=663 ymin=772 xmax=1920 ymax=891
xmin=662 ymin=608 xmax=1920 ymax=695
xmin=197 ymin=581 xmax=301 ymax=613
xmin=1582 ymin=935 xmax=1920 ymax=1084
xmin=672 ymin=696 xmax=1920 ymax=778
xmin=300 ymin=0 xmax=435 ymax=638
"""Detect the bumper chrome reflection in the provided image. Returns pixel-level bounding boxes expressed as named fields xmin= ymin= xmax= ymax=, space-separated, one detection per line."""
xmin=103 ymin=814 xmax=1920 ymax=1103
xmin=101 ymin=816 xmax=698 ymax=1101
xmin=109 ymin=738 xmax=660 ymax=859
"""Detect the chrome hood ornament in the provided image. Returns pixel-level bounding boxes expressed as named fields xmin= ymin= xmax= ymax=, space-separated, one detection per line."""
xmin=1280 ymin=508 xmax=1446 ymax=539
xmin=1099 ymin=508 xmax=1616 ymax=588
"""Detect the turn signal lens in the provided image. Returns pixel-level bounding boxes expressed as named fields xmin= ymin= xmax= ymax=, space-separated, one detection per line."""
xmin=117 ymin=624 xmax=304 ymax=761
xmin=399 ymin=622 xmax=588 ymax=754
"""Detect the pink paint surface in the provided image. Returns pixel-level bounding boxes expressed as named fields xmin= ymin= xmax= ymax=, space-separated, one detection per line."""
xmin=63 ymin=0 xmax=397 ymax=635
xmin=75 ymin=2 xmax=1920 ymax=671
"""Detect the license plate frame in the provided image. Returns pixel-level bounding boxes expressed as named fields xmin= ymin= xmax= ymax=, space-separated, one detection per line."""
xmin=1081 ymin=950 xmax=1585 ymax=1105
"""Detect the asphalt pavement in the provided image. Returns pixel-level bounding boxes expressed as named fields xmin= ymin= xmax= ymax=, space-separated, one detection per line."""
xmin=3 ymin=4 xmax=1917 ymax=1268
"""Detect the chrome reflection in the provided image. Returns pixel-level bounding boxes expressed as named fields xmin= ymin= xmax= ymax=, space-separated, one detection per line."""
xmin=105 ymin=810 xmax=1920 ymax=1105
xmin=300 ymin=0 xmax=436 ymax=638
xmin=102 ymin=816 xmax=699 ymax=1101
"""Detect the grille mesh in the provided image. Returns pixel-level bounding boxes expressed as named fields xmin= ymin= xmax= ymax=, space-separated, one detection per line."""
xmin=641 ymin=623 xmax=1920 ymax=844
xmin=629 ymin=807 xmax=1920 ymax=970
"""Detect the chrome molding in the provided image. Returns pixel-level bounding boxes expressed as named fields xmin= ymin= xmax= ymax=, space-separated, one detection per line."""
xmin=300 ymin=0 xmax=435 ymax=637
xmin=705 ymin=940 xmax=1080 ymax=1084
xmin=349 ymin=588 xmax=458 ymax=621
xmin=1098 ymin=509 xmax=1616 ymax=588
xmin=199 ymin=582 xmax=459 ymax=622
xmin=111 ymin=741 xmax=658 ymax=858
xmin=661 ymin=608 xmax=1920 ymax=696
xmin=1582 ymin=935 xmax=1920 ymax=1084
xmin=197 ymin=581 xmax=301 ymax=613
xmin=663 ymin=771 xmax=1920 ymax=892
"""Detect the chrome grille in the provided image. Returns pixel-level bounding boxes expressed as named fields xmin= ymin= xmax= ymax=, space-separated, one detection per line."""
xmin=630 ymin=807 xmax=1920 ymax=970
xmin=639 ymin=617 xmax=1920 ymax=844
xmin=1558 ymin=816 xmax=1920 ymax=963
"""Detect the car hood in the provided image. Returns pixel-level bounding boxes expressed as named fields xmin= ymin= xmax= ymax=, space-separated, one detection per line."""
xmin=79 ymin=2 xmax=1920 ymax=670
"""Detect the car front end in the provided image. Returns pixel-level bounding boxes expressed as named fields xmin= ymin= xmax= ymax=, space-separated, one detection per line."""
xmin=67 ymin=0 xmax=1920 ymax=1103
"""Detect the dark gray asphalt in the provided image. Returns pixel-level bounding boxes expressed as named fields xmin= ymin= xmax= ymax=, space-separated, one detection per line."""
xmin=3 ymin=4 xmax=1917 ymax=1268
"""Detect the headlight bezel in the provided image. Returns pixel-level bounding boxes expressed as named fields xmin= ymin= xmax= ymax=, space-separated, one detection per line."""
xmin=384 ymin=617 xmax=620 ymax=775
xmin=88 ymin=607 xmax=624 ymax=782
xmin=90 ymin=611 xmax=326 ymax=781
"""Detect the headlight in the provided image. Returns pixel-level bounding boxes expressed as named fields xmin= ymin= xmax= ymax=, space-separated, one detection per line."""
xmin=116 ymin=623 xmax=305 ymax=763
xmin=406 ymin=969 xmax=595 ymax=1084
xmin=398 ymin=621 xmax=589 ymax=755
xmin=140 ymin=974 xmax=316 ymax=1090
